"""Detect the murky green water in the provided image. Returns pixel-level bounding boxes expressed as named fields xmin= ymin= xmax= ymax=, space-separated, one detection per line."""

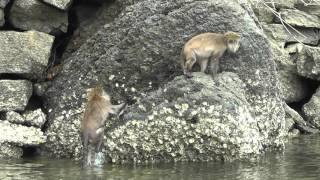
xmin=1 ymin=135 xmax=320 ymax=180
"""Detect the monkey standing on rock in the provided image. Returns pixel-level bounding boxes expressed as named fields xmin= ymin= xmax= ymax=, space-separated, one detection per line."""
xmin=181 ymin=31 xmax=241 ymax=78
xmin=81 ymin=85 xmax=126 ymax=167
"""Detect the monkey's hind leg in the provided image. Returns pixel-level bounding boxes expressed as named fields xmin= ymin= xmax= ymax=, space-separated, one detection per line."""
xmin=210 ymin=58 xmax=220 ymax=78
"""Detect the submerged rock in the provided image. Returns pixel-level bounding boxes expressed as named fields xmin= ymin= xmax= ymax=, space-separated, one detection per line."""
xmin=9 ymin=0 xmax=68 ymax=35
xmin=0 ymin=31 xmax=54 ymax=80
xmin=0 ymin=80 xmax=33 ymax=111
xmin=44 ymin=0 xmax=285 ymax=162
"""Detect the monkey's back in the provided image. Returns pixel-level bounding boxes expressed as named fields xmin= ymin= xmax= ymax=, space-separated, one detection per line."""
xmin=183 ymin=33 xmax=225 ymax=53
xmin=81 ymin=96 xmax=110 ymax=137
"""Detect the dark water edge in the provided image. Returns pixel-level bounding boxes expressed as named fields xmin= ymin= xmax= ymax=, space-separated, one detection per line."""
xmin=1 ymin=135 xmax=320 ymax=180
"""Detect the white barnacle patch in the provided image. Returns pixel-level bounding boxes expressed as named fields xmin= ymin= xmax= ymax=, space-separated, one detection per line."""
xmin=191 ymin=110 xmax=197 ymax=116
xmin=202 ymin=102 xmax=208 ymax=106
xmin=148 ymin=115 xmax=154 ymax=120
xmin=115 ymin=83 xmax=119 ymax=87
xmin=138 ymin=104 xmax=147 ymax=111
xmin=131 ymin=87 xmax=136 ymax=92
xmin=109 ymin=75 xmax=115 ymax=80
xmin=181 ymin=103 xmax=189 ymax=111
xmin=121 ymin=84 xmax=125 ymax=88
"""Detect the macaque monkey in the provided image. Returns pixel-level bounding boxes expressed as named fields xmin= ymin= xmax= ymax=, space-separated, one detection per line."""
xmin=81 ymin=85 xmax=126 ymax=167
xmin=181 ymin=31 xmax=241 ymax=77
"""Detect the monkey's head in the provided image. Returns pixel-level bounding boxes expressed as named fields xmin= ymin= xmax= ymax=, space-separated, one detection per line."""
xmin=87 ymin=84 xmax=111 ymax=102
xmin=224 ymin=31 xmax=241 ymax=53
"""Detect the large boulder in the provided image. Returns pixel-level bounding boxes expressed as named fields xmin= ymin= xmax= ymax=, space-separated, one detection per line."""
xmin=9 ymin=0 xmax=68 ymax=35
xmin=44 ymin=0 xmax=285 ymax=161
xmin=0 ymin=31 xmax=54 ymax=80
xmin=0 ymin=143 xmax=23 ymax=159
xmin=106 ymin=73 xmax=263 ymax=162
xmin=296 ymin=45 xmax=320 ymax=80
xmin=0 ymin=80 xmax=33 ymax=111
xmin=42 ymin=0 xmax=73 ymax=10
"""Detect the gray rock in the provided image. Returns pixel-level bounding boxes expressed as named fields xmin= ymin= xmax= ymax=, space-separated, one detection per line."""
xmin=6 ymin=111 xmax=25 ymax=125
xmin=5 ymin=109 xmax=46 ymax=128
xmin=0 ymin=0 xmax=10 ymax=8
xmin=0 ymin=80 xmax=33 ymax=111
xmin=263 ymin=24 xmax=320 ymax=47
xmin=296 ymin=45 xmax=320 ymax=80
xmin=284 ymin=103 xmax=319 ymax=134
xmin=0 ymin=120 xmax=46 ymax=146
xmin=63 ymin=1 xmax=124 ymax=59
xmin=296 ymin=3 xmax=320 ymax=16
xmin=303 ymin=87 xmax=320 ymax=129
xmin=268 ymin=40 xmax=307 ymax=103
xmin=42 ymin=0 xmax=73 ymax=10
xmin=0 ymin=8 xmax=4 ymax=26
xmin=44 ymin=0 xmax=285 ymax=161
xmin=23 ymin=109 xmax=47 ymax=128
xmin=276 ymin=9 xmax=320 ymax=28
xmin=9 ymin=0 xmax=68 ymax=34
xmin=252 ymin=5 xmax=274 ymax=23
xmin=0 ymin=31 xmax=54 ymax=80
xmin=34 ymin=82 xmax=51 ymax=97
xmin=0 ymin=143 xmax=23 ymax=159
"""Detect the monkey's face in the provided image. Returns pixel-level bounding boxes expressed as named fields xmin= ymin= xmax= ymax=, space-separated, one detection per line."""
xmin=227 ymin=39 xmax=240 ymax=53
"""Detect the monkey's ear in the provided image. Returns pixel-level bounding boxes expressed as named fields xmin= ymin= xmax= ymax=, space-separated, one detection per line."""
xmin=110 ymin=103 xmax=127 ymax=115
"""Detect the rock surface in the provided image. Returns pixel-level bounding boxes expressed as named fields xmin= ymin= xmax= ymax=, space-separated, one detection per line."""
xmin=0 ymin=31 xmax=54 ymax=80
xmin=284 ymin=103 xmax=319 ymax=134
xmin=105 ymin=73 xmax=263 ymax=162
xmin=0 ymin=80 xmax=33 ymax=111
xmin=9 ymin=0 xmax=68 ymax=34
xmin=6 ymin=109 xmax=46 ymax=128
xmin=0 ymin=120 xmax=46 ymax=146
xmin=277 ymin=9 xmax=320 ymax=28
xmin=0 ymin=143 xmax=23 ymax=159
xmin=296 ymin=45 xmax=320 ymax=80
xmin=23 ymin=109 xmax=47 ymax=128
xmin=44 ymin=0 xmax=285 ymax=162
xmin=0 ymin=8 xmax=4 ymax=26
xmin=0 ymin=0 xmax=10 ymax=8
xmin=303 ymin=87 xmax=320 ymax=129
xmin=42 ymin=0 xmax=73 ymax=10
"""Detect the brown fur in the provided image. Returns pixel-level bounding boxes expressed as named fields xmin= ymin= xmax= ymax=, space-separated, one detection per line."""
xmin=181 ymin=31 xmax=240 ymax=77
xmin=81 ymin=85 xmax=125 ymax=167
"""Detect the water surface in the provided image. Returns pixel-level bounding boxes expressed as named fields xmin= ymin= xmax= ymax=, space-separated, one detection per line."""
xmin=1 ymin=135 xmax=320 ymax=180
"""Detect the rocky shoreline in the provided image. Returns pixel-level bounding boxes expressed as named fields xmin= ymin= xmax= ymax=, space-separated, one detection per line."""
xmin=0 ymin=0 xmax=319 ymax=163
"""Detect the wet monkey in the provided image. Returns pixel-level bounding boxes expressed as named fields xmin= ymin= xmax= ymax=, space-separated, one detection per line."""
xmin=181 ymin=31 xmax=241 ymax=77
xmin=81 ymin=85 xmax=126 ymax=167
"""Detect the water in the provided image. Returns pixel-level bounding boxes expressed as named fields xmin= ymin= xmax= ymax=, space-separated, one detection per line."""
xmin=1 ymin=135 xmax=320 ymax=180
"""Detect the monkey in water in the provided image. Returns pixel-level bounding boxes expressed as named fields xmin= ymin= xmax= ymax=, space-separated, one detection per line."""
xmin=81 ymin=85 xmax=126 ymax=167
xmin=181 ymin=31 xmax=241 ymax=78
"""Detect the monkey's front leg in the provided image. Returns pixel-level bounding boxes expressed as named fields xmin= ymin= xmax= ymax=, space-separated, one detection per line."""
xmin=210 ymin=58 xmax=220 ymax=77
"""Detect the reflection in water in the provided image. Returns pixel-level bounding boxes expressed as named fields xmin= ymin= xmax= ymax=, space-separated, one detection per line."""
xmin=1 ymin=135 xmax=320 ymax=180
